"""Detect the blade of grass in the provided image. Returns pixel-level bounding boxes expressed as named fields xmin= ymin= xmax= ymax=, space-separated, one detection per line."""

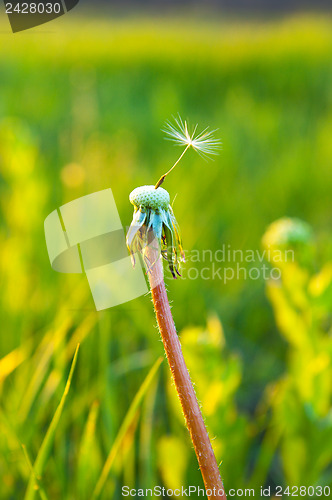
xmin=0 ymin=339 xmax=33 ymax=384
xmin=248 ymin=425 xmax=282 ymax=489
xmin=34 ymin=315 xmax=97 ymax=421
xmin=92 ymin=357 xmax=163 ymax=499
xmin=77 ymin=401 xmax=101 ymax=498
xmin=21 ymin=445 xmax=48 ymax=500
xmin=0 ymin=409 xmax=45 ymax=494
xmin=24 ymin=344 xmax=80 ymax=500
xmin=19 ymin=317 xmax=73 ymax=422
xmin=139 ymin=374 xmax=159 ymax=489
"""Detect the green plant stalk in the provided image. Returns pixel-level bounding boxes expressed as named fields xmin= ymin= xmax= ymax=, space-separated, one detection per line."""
xmin=24 ymin=344 xmax=80 ymax=500
xmin=145 ymin=244 xmax=226 ymax=500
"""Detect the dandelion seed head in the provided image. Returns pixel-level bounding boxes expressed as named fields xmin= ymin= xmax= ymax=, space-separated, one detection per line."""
xmin=130 ymin=185 xmax=170 ymax=211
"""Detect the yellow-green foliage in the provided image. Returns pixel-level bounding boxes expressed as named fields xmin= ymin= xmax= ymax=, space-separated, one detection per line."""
xmin=261 ymin=219 xmax=332 ymax=487
xmin=0 ymin=13 xmax=331 ymax=499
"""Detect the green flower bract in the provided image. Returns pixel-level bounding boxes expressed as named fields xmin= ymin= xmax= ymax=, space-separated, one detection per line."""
xmin=126 ymin=185 xmax=185 ymax=278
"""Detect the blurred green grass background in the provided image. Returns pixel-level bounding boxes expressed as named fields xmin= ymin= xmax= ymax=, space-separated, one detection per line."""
xmin=0 ymin=12 xmax=331 ymax=499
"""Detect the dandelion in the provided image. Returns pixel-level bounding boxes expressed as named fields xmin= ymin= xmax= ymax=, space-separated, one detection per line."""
xmin=126 ymin=117 xmax=225 ymax=500
xmin=126 ymin=185 xmax=185 ymax=278
xmin=127 ymin=116 xmax=220 ymax=278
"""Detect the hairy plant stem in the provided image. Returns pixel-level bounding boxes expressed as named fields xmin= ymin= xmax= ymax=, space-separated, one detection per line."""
xmin=145 ymin=244 xmax=226 ymax=500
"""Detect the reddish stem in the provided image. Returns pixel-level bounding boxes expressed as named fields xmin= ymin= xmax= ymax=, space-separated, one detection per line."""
xmin=145 ymin=245 xmax=226 ymax=500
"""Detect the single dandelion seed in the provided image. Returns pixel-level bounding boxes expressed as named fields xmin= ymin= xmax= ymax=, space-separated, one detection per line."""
xmin=155 ymin=115 xmax=221 ymax=188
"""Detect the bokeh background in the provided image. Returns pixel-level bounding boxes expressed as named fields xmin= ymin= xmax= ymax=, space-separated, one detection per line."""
xmin=0 ymin=2 xmax=332 ymax=499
